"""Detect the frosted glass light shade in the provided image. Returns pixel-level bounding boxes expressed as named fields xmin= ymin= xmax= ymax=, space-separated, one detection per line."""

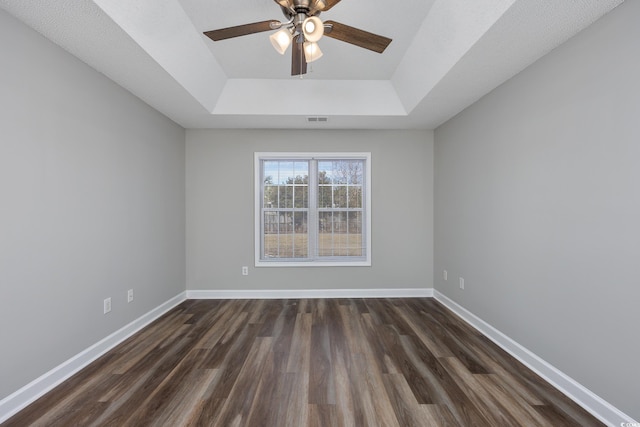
xmin=270 ymin=29 xmax=292 ymax=55
xmin=302 ymin=16 xmax=324 ymax=42
xmin=303 ymin=41 xmax=323 ymax=63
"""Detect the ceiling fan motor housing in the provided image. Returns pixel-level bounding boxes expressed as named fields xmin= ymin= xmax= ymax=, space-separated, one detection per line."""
xmin=293 ymin=0 xmax=313 ymax=10
xmin=282 ymin=0 xmax=325 ymax=17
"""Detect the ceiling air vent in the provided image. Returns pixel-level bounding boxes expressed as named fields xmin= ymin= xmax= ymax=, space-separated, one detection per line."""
xmin=307 ymin=116 xmax=328 ymax=123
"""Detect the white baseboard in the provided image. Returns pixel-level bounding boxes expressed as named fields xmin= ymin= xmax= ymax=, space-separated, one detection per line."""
xmin=433 ymin=290 xmax=636 ymax=427
xmin=0 ymin=292 xmax=187 ymax=424
xmin=186 ymin=288 xmax=433 ymax=300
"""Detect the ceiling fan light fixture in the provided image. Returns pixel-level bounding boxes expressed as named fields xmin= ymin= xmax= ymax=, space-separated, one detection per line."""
xmin=203 ymin=0 xmax=393 ymax=76
xmin=270 ymin=28 xmax=293 ymax=55
xmin=303 ymin=41 xmax=323 ymax=63
xmin=302 ymin=16 xmax=324 ymax=42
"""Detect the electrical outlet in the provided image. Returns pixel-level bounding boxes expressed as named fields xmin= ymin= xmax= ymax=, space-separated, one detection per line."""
xmin=104 ymin=297 xmax=111 ymax=314
xmin=127 ymin=289 xmax=134 ymax=303
xmin=242 ymin=266 xmax=249 ymax=276
xmin=443 ymin=270 xmax=448 ymax=281
xmin=459 ymin=277 xmax=465 ymax=290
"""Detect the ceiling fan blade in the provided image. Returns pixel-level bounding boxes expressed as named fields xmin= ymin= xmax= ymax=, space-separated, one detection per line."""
xmin=322 ymin=0 xmax=342 ymax=11
xmin=203 ymin=20 xmax=278 ymax=41
xmin=291 ymin=38 xmax=307 ymax=76
xmin=324 ymin=20 xmax=392 ymax=53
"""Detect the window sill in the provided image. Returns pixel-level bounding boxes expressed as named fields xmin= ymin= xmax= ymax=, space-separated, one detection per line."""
xmin=255 ymin=260 xmax=371 ymax=268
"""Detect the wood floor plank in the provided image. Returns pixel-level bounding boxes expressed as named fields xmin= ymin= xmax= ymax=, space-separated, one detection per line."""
xmin=475 ymin=373 xmax=553 ymax=427
xmin=2 ymin=298 xmax=606 ymax=427
xmin=393 ymin=302 xmax=455 ymax=358
xmin=193 ymin=300 xmax=245 ymax=349
xmin=397 ymin=334 xmax=492 ymax=426
xmin=397 ymin=334 xmax=461 ymax=405
xmin=150 ymin=368 xmax=218 ymax=427
xmin=242 ymin=349 xmax=281 ymax=427
xmin=206 ymin=322 xmax=262 ymax=400
xmin=363 ymin=299 xmax=414 ymax=336
xmin=308 ymin=404 xmax=339 ymax=427
xmin=331 ymin=346 xmax=358 ymax=427
xmin=285 ymin=312 xmax=312 ymax=373
xmin=467 ymin=340 xmax=547 ymax=406
xmin=355 ymin=325 xmax=402 ymax=427
xmin=359 ymin=313 xmax=401 ymax=375
xmin=212 ymin=337 xmax=273 ymax=426
xmin=382 ymin=373 xmax=440 ymax=427
xmin=350 ymin=353 xmax=399 ymax=427
xmin=439 ymin=356 xmax=522 ymax=426
xmin=308 ymin=323 xmax=336 ymax=405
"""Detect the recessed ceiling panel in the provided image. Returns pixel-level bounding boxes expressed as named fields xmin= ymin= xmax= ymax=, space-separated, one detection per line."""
xmin=180 ymin=0 xmax=434 ymax=80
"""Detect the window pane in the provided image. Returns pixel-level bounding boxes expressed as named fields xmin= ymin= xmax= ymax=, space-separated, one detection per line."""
xmin=348 ymin=211 xmax=362 ymax=233
xmin=294 ymin=185 xmax=308 ymax=208
xmin=318 ymin=161 xmax=333 ymax=184
xmin=318 ymin=211 xmax=333 ymax=256
xmin=278 ymin=236 xmax=294 ymax=258
xmin=278 ymin=161 xmax=294 ymax=184
xmin=333 ymin=186 xmax=347 ymax=208
xmin=332 ymin=161 xmax=349 ymax=184
xmin=348 ymin=161 xmax=364 ymax=184
xmin=348 ymin=211 xmax=363 ymax=256
xmin=263 ymin=211 xmax=309 ymax=259
xmin=263 ymin=212 xmax=278 ymax=257
xmin=263 ymin=161 xmax=279 ymax=185
xmin=334 ymin=211 xmax=347 ymax=233
xmin=348 ymin=186 xmax=362 ymax=208
xmin=264 ymin=185 xmax=278 ymax=208
xmin=279 ymin=185 xmax=293 ymax=208
xmin=294 ymin=161 xmax=309 ymax=184
xmin=294 ymin=212 xmax=308 ymax=258
xmin=319 ymin=185 xmax=332 ymax=208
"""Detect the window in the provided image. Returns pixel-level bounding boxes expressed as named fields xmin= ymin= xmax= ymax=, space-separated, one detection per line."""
xmin=255 ymin=153 xmax=371 ymax=266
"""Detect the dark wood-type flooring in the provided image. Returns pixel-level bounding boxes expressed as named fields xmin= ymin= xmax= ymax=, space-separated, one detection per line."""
xmin=3 ymin=298 xmax=604 ymax=426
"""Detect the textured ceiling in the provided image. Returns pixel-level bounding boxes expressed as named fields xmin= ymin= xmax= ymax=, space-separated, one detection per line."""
xmin=0 ymin=0 xmax=625 ymax=129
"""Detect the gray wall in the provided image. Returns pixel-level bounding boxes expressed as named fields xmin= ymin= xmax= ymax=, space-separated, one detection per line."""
xmin=186 ymin=129 xmax=433 ymax=292
xmin=434 ymin=0 xmax=639 ymax=420
xmin=0 ymin=10 xmax=186 ymax=400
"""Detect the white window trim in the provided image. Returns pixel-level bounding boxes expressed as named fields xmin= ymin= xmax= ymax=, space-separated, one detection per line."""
xmin=254 ymin=152 xmax=372 ymax=267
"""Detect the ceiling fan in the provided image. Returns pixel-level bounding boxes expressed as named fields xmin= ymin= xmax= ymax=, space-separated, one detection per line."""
xmin=203 ymin=0 xmax=392 ymax=76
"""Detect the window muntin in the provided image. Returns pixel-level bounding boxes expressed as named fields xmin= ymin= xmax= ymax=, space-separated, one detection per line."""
xmin=256 ymin=153 xmax=371 ymax=266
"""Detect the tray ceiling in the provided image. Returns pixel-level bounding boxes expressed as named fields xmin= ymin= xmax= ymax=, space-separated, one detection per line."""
xmin=0 ymin=0 xmax=624 ymax=129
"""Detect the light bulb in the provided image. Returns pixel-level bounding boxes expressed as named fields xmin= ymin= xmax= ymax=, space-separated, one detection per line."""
xmin=305 ymin=20 xmax=315 ymax=34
